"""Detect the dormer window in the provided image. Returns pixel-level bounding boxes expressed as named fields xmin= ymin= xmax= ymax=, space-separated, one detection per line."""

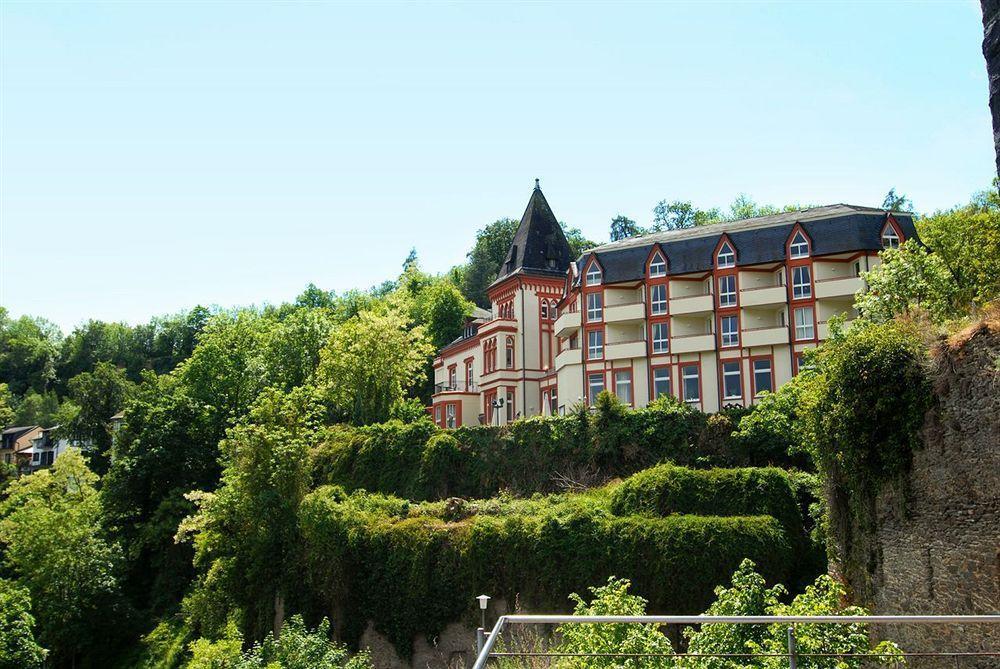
xmin=789 ymin=231 xmax=810 ymax=259
xmin=881 ymin=223 xmax=901 ymax=250
xmin=585 ymin=261 xmax=602 ymax=285
xmin=649 ymin=252 xmax=666 ymax=278
xmin=717 ymin=242 xmax=736 ymax=269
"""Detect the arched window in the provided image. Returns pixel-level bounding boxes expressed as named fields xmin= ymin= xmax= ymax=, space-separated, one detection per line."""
xmin=505 ymin=336 xmax=515 ymax=368
xmin=541 ymin=301 xmax=549 ymax=320
xmin=881 ymin=223 xmax=901 ymax=249
xmin=717 ymin=242 xmax=736 ymax=269
xmin=649 ymin=251 xmax=666 ymax=277
xmin=789 ymin=231 xmax=810 ymax=258
xmin=585 ymin=260 xmax=602 ymax=285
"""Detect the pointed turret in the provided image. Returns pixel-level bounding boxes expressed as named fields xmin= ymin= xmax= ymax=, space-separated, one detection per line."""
xmin=493 ymin=180 xmax=573 ymax=285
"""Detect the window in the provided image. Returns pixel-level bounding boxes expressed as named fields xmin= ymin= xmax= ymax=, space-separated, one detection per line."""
xmin=649 ymin=252 xmax=666 ymax=277
xmin=32 ymin=452 xmax=40 ymax=464
xmin=549 ymin=390 xmax=558 ymax=415
xmin=882 ymin=225 xmax=900 ymax=249
xmin=506 ymin=391 xmax=515 ymax=422
xmin=541 ymin=301 xmax=548 ymax=320
xmin=718 ymin=275 xmax=737 ymax=307
xmin=720 ymin=315 xmax=739 ymax=347
xmin=792 ymin=266 xmax=812 ymax=299
xmin=587 ymin=329 xmax=604 ymax=359
xmin=789 ymin=231 xmax=810 ymax=258
xmin=465 ymin=360 xmax=474 ymax=388
xmin=614 ymin=370 xmax=632 ymax=404
xmin=722 ymin=361 xmax=742 ymax=399
xmin=853 ymin=261 xmax=862 ymax=277
xmin=586 ymin=292 xmax=603 ymax=321
xmin=446 ymin=404 xmax=456 ymax=428
xmin=588 ymin=373 xmax=605 ymax=404
xmin=753 ymin=358 xmax=773 ymax=395
xmin=794 ymin=307 xmax=814 ymax=340
xmin=586 ymin=262 xmax=602 ymax=285
xmin=649 ymin=284 xmax=667 ymax=315
xmin=505 ymin=337 xmax=515 ymax=368
xmin=681 ymin=365 xmax=700 ymax=403
xmin=448 ymin=366 xmax=457 ymax=388
xmin=42 ymin=451 xmax=54 ymax=466
xmin=717 ymin=242 xmax=736 ymax=268
xmin=651 ymin=322 xmax=669 ymax=353
xmin=652 ymin=368 xmax=671 ymax=399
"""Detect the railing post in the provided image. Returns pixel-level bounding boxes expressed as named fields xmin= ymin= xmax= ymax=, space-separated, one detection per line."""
xmin=476 ymin=627 xmax=484 ymax=655
xmin=787 ymin=624 xmax=797 ymax=669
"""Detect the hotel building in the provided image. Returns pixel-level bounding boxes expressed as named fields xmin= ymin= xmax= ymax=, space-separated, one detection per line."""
xmin=431 ymin=183 xmax=915 ymax=427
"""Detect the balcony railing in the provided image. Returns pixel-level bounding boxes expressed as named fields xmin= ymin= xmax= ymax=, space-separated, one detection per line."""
xmin=434 ymin=382 xmax=478 ymax=394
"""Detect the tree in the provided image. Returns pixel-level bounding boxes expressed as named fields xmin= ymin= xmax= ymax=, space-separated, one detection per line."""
xmin=317 ymin=308 xmax=433 ymax=425
xmin=728 ymin=193 xmax=779 ymax=220
xmin=461 ymin=218 xmax=520 ymax=307
xmin=65 ymin=361 xmax=136 ymax=473
xmin=651 ymin=200 xmax=722 ymax=231
xmin=881 ymin=188 xmax=912 ymax=212
xmin=562 ymin=222 xmax=597 ymax=257
xmin=609 ymin=215 xmax=643 ymax=242
xmin=855 ymin=243 xmax=959 ymax=323
xmin=0 ymin=384 xmax=15 ymax=428
xmin=0 ymin=579 xmax=46 ymax=668
xmin=412 ymin=279 xmax=471 ymax=351
xmin=295 ymin=283 xmax=337 ymax=310
xmin=0 ymin=449 xmax=129 ymax=664
xmin=11 ymin=390 xmax=62 ymax=427
xmin=0 ymin=309 xmax=61 ymax=396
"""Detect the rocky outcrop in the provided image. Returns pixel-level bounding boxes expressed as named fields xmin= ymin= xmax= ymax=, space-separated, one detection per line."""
xmin=984 ymin=0 xmax=1000 ymax=175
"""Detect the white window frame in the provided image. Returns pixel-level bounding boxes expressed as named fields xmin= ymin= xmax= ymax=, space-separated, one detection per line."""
xmin=753 ymin=359 xmax=773 ymax=395
xmin=681 ymin=365 xmax=700 ymax=403
xmin=445 ymin=404 xmax=456 ymax=428
xmin=448 ymin=367 xmax=457 ymax=388
xmin=587 ymin=329 xmax=604 ymax=360
xmin=881 ymin=224 xmax=900 ymax=249
xmin=794 ymin=306 xmax=814 ymax=341
xmin=789 ymin=231 xmax=810 ymax=258
xmin=717 ymin=242 xmax=736 ymax=269
xmin=506 ymin=391 xmax=515 ymax=422
xmin=651 ymin=322 xmax=669 ymax=354
xmin=722 ymin=361 xmax=742 ymax=400
xmin=649 ymin=252 xmax=666 ymax=277
xmin=587 ymin=373 xmax=605 ymax=404
xmin=650 ymin=284 xmax=667 ymax=315
xmin=541 ymin=301 xmax=548 ymax=320
xmin=586 ymin=262 xmax=603 ymax=285
xmin=614 ymin=370 xmax=632 ymax=404
xmin=652 ymin=368 xmax=671 ymax=399
xmin=792 ymin=266 xmax=812 ymax=300
xmin=586 ymin=292 xmax=603 ymax=322
xmin=720 ymin=315 xmax=739 ymax=348
xmin=718 ymin=275 xmax=737 ymax=307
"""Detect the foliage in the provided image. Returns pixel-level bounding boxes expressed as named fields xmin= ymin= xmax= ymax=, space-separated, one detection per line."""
xmin=0 ymin=449 xmax=129 ymax=664
xmin=0 ymin=308 xmax=61 ymax=396
xmin=732 ymin=372 xmax=813 ymax=464
xmin=461 ymin=218 xmax=521 ymax=307
xmin=881 ymin=187 xmax=912 ymax=212
xmin=0 ymin=578 xmax=46 ymax=669
xmin=857 ymin=242 xmax=962 ymax=323
xmin=317 ymin=308 xmax=432 ymax=425
xmin=609 ymin=215 xmax=643 ymax=242
xmin=651 ymin=200 xmax=722 ymax=231
xmin=682 ymin=559 xmax=902 ymax=668
xmin=0 ymin=384 xmax=15 ymax=427
xmin=554 ymin=577 xmax=674 ymax=668
xmin=65 ymin=361 xmax=136 ymax=473
xmin=10 ymin=389 xmax=63 ymax=427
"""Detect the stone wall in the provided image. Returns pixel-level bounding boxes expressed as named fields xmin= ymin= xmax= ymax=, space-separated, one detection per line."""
xmin=841 ymin=318 xmax=1000 ymax=666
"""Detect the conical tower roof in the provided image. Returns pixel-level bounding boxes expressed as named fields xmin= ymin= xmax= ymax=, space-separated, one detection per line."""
xmin=493 ymin=180 xmax=573 ymax=285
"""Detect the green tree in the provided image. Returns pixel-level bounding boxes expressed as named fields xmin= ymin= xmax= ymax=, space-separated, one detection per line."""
xmin=609 ymin=215 xmax=644 ymax=242
xmin=0 ymin=579 xmax=46 ymax=669
xmin=11 ymin=390 xmax=62 ymax=427
xmin=856 ymin=242 xmax=959 ymax=323
xmin=412 ymin=279 xmax=471 ymax=350
xmin=881 ymin=188 xmax=912 ymax=212
xmin=651 ymin=200 xmax=722 ymax=231
xmin=728 ymin=193 xmax=780 ymax=220
xmin=0 ymin=309 xmax=61 ymax=396
xmin=0 ymin=384 xmax=15 ymax=428
xmin=295 ymin=283 xmax=337 ymax=310
xmin=317 ymin=308 xmax=433 ymax=425
xmin=65 ymin=361 xmax=136 ymax=473
xmin=562 ymin=223 xmax=597 ymax=257
xmin=0 ymin=449 xmax=128 ymax=664
xmin=461 ymin=218 xmax=520 ymax=307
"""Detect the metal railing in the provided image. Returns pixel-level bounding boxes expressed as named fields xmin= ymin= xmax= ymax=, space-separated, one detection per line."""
xmin=472 ymin=614 xmax=1000 ymax=668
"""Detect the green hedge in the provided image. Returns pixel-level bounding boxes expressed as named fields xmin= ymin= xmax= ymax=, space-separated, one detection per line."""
xmin=298 ymin=484 xmax=796 ymax=657
xmin=310 ymin=399 xmax=803 ymax=501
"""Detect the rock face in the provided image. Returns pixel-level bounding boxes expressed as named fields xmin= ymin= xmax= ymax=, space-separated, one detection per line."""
xmin=844 ymin=319 xmax=1000 ymax=666
xmin=984 ymin=0 xmax=1000 ymax=175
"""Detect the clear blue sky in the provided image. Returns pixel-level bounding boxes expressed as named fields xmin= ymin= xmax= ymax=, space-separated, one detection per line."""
xmin=1 ymin=1 xmax=992 ymax=332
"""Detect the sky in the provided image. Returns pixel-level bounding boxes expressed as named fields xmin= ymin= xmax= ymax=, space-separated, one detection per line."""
xmin=0 ymin=1 xmax=993 ymax=332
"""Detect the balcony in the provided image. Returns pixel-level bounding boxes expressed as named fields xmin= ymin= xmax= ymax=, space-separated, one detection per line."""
xmin=815 ymin=276 xmax=864 ymax=300
xmin=671 ymin=333 xmax=715 ymax=354
xmin=669 ymin=293 xmax=713 ymax=315
xmin=555 ymin=347 xmax=582 ymax=369
xmin=605 ymin=339 xmax=646 ymax=360
xmin=742 ymin=326 xmax=789 ymax=347
xmin=433 ymin=381 xmax=478 ymax=395
xmin=554 ymin=309 xmax=581 ymax=337
xmin=604 ymin=301 xmax=645 ymax=324
xmin=740 ymin=285 xmax=786 ymax=307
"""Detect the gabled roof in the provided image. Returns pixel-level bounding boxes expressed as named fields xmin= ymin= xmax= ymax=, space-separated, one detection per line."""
xmin=492 ymin=181 xmax=573 ymax=286
xmin=574 ymin=204 xmax=917 ymax=284
xmin=2 ymin=426 xmax=38 ymax=438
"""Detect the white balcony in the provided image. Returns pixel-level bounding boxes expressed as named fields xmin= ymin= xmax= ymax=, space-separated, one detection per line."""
xmin=671 ymin=333 xmax=715 ymax=354
xmin=740 ymin=285 xmax=786 ymax=307
xmin=555 ymin=347 xmax=582 ymax=369
xmin=604 ymin=301 xmax=645 ymax=324
xmin=605 ymin=340 xmax=646 ymax=360
xmin=669 ymin=293 xmax=714 ymax=315
xmin=815 ymin=276 xmax=864 ymax=300
xmin=742 ymin=326 xmax=789 ymax=347
xmin=554 ymin=310 xmax=581 ymax=337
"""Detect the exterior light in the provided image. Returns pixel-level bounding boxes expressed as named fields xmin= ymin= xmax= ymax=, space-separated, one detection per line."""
xmin=477 ymin=594 xmax=490 ymax=610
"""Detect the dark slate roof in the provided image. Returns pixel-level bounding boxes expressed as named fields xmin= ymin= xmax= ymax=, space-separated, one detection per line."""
xmin=576 ymin=204 xmax=916 ymax=284
xmin=492 ymin=182 xmax=573 ymax=286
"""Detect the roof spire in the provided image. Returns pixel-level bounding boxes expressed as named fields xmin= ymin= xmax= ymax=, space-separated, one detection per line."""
xmin=535 ymin=178 xmax=540 ymax=190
